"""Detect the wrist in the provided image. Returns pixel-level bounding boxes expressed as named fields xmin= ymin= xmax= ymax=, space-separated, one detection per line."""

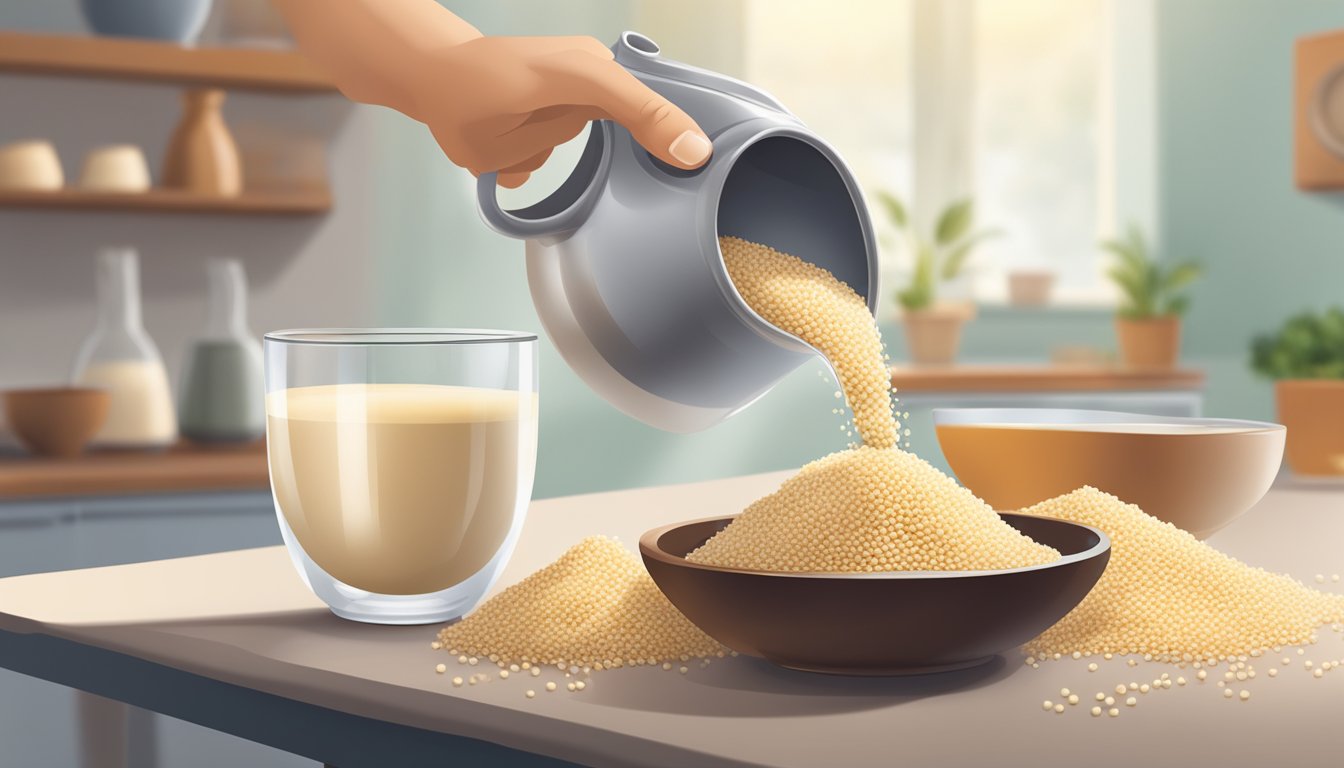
xmin=397 ymin=35 xmax=480 ymax=122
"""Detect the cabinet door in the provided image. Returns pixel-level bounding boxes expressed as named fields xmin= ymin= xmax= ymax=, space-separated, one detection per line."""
xmin=0 ymin=502 xmax=80 ymax=767
xmin=64 ymin=491 xmax=282 ymax=568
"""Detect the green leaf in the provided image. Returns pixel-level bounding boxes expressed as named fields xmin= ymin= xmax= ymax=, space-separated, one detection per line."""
xmin=1164 ymin=295 xmax=1191 ymax=317
xmin=934 ymin=199 xmax=975 ymax=246
xmin=876 ymin=191 xmax=908 ymax=229
xmin=1142 ymin=258 xmax=1162 ymax=312
xmin=940 ymin=228 xmax=1001 ymax=281
xmin=897 ymin=242 xmax=936 ymax=310
xmin=1106 ymin=265 xmax=1148 ymax=315
xmin=1126 ymin=223 xmax=1149 ymax=263
xmin=1248 ymin=309 xmax=1344 ymax=379
xmin=1162 ymin=262 xmax=1202 ymax=293
xmin=1101 ymin=222 xmax=1205 ymax=319
xmin=897 ymin=286 xmax=932 ymax=310
xmin=1100 ymin=238 xmax=1147 ymax=278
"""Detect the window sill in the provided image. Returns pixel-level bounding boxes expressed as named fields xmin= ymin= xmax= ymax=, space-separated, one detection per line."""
xmin=974 ymin=301 xmax=1115 ymax=319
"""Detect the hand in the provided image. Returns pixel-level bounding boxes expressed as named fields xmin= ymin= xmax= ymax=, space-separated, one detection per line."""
xmin=408 ymin=36 xmax=713 ymax=188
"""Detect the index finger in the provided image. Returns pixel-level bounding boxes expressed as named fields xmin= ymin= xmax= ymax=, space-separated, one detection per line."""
xmin=541 ymin=50 xmax=712 ymax=169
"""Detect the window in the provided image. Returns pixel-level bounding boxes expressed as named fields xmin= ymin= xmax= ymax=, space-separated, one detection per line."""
xmin=739 ymin=0 xmax=914 ymax=307
xmin=668 ymin=0 xmax=1157 ymax=308
xmin=972 ymin=0 xmax=1108 ymax=302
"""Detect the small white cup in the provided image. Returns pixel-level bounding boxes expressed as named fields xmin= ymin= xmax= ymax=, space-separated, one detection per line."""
xmin=78 ymin=144 xmax=152 ymax=193
xmin=0 ymin=140 xmax=64 ymax=191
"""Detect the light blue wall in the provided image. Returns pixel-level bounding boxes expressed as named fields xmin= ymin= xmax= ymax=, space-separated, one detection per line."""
xmin=1158 ymin=0 xmax=1344 ymax=421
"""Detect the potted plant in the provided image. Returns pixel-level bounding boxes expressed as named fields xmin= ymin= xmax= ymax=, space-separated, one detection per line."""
xmin=1101 ymin=224 xmax=1201 ymax=369
xmin=878 ymin=193 xmax=997 ymax=365
xmin=1251 ymin=308 xmax=1344 ymax=476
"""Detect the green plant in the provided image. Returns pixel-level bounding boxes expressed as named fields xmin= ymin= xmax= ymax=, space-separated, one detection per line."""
xmin=1101 ymin=224 xmax=1202 ymax=319
xmin=877 ymin=192 xmax=998 ymax=311
xmin=1251 ymin=309 xmax=1344 ymax=380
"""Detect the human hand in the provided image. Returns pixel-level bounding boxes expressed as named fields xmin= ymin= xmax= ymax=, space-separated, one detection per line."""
xmin=409 ymin=35 xmax=713 ymax=188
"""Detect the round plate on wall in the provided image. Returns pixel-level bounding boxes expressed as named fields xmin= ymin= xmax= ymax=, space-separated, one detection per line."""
xmin=1311 ymin=62 xmax=1344 ymax=159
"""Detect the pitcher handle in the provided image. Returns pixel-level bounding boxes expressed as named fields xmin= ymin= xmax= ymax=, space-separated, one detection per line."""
xmin=476 ymin=172 xmax=589 ymax=239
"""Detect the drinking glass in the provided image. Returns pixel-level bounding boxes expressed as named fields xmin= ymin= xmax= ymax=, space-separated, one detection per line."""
xmin=263 ymin=329 xmax=538 ymax=624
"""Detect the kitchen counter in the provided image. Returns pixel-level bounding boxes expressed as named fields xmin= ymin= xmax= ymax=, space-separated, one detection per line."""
xmin=0 ymin=441 xmax=268 ymax=499
xmin=0 ymin=472 xmax=1340 ymax=767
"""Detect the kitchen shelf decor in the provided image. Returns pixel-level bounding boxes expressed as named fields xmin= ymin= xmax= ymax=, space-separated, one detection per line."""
xmin=0 ymin=30 xmax=337 ymax=216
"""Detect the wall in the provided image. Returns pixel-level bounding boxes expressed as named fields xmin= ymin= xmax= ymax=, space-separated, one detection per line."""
xmin=1158 ymin=0 xmax=1344 ymax=421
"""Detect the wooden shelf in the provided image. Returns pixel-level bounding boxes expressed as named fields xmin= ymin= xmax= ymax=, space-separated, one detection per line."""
xmin=0 ymin=441 xmax=269 ymax=499
xmin=0 ymin=31 xmax=336 ymax=93
xmin=889 ymin=364 xmax=1206 ymax=394
xmin=0 ymin=187 xmax=330 ymax=216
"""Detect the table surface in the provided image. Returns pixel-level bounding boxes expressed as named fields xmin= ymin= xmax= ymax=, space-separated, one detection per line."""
xmin=0 ymin=472 xmax=1342 ymax=768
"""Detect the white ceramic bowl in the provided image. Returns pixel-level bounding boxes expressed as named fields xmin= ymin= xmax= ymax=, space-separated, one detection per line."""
xmin=0 ymin=140 xmax=64 ymax=191
xmin=78 ymin=144 xmax=152 ymax=193
xmin=934 ymin=408 xmax=1286 ymax=538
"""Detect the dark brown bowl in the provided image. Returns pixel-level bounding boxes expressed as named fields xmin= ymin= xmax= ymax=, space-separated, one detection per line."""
xmin=640 ymin=514 xmax=1109 ymax=676
xmin=3 ymin=387 xmax=111 ymax=458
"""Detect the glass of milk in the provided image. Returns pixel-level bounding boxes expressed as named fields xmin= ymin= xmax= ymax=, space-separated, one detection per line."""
xmin=263 ymin=329 xmax=539 ymax=624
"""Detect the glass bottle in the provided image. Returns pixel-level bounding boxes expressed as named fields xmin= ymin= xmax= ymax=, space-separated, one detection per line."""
xmin=179 ymin=258 xmax=264 ymax=443
xmin=72 ymin=247 xmax=178 ymax=449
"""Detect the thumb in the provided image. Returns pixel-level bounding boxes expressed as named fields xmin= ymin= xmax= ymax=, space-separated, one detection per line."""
xmin=557 ymin=52 xmax=712 ymax=169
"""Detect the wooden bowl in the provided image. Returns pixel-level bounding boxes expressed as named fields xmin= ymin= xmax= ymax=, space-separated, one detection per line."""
xmin=3 ymin=387 xmax=111 ymax=458
xmin=640 ymin=514 xmax=1108 ymax=676
xmin=934 ymin=408 xmax=1286 ymax=538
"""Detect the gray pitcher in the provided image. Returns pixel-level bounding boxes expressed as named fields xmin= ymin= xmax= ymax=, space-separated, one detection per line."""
xmin=477 ymin=31 xmax=878 ymax=433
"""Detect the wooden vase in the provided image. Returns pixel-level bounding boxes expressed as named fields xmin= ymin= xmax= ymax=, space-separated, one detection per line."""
xmin=163 ymin=88 xmax=242 ymax=197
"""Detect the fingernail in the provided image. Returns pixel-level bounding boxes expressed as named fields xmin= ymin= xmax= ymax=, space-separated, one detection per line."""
xmin=669 ymin=131 xmax=712 ymax=166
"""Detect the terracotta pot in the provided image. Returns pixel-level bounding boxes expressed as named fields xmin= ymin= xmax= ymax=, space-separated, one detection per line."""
xmin=903 ymin=304 xmax=974 ymax=366
xmin=1276 ymin=379 xmax=1344 ymax=476
xmin=1007 ymin=271 xmax=1054 ymax=307
xmin=3 ymin=388 xmax=111 ymax=458
xmin=1115 ymin=315 xmax=1181 ymax=369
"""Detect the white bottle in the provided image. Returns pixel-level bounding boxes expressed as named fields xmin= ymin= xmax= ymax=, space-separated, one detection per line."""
xmin=72 ymin=247 xmax=178 ymax=449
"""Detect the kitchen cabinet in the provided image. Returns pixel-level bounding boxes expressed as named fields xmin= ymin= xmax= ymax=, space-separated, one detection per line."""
xmin=0 ymin=490 xmax=310 ymax=768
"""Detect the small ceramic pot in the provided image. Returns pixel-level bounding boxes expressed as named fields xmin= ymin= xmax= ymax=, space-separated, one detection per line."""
xmin=902 ymin=304 xmax=975 ymax=366
xmin=1115 ymin=315 xmax=1181 ymax=369
xmin=1007 ymin=271 xmax=1055 ymax=307
xmin=1276 ymin=379 xmax=1344 ymax=476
